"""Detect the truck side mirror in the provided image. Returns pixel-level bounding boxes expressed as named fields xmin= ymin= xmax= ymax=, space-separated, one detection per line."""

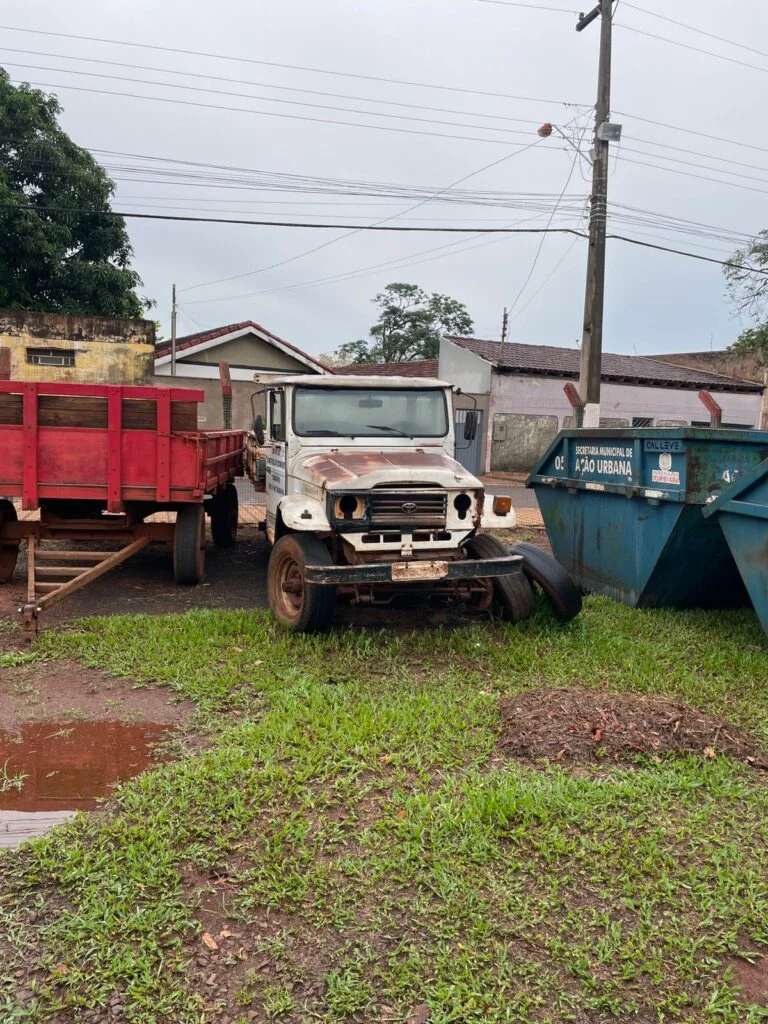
xmin=463 ymin=409 xmax=478 ymax=441
xmin=253 ymin=414 xmax=265 ymax=446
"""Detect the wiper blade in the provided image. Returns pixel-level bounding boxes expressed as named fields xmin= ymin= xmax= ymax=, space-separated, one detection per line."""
xmin=301 ymin=429 xmax=348 ymax=436
xmin=366 ymin=424 xmax=411 ymax=437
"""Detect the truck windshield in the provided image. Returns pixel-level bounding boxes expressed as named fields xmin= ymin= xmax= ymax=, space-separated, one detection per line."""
xmin=293 ymin=387 xmax=449 ymax=438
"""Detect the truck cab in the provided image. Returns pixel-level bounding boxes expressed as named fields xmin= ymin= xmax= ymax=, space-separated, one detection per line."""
xmin=248 ymin=374 xmax=532 ymax=632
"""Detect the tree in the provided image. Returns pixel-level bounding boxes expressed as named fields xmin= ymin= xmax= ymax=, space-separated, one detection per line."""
xmin=724 ymin=231 xmax=768 ymax=358
xmin=327 ymin=283 xmax=474 ymax=365
xmin=0 ymin=69 xmax=147 ymax=317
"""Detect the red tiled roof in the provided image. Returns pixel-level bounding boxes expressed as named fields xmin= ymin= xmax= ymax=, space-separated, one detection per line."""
xmin=447 ymin=337 xmax=762 ymax=394
xmin=339 ymin=360 xmax=440 ymax=378
xmin=155 ymin=320 xmax=325 ymax=372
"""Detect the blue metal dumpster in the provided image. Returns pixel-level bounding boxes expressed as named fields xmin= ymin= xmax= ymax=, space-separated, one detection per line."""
xmin=703 ymin=457 xmax=768 ymax=632
xmin=527 ymin=428 xmax=768 ymax=608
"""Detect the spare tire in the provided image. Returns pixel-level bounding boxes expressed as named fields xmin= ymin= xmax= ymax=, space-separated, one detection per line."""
xmin=510 ymin=541 xmax=582 ymax=622
xmin=463 ymin=532 xmax=534 ymax=624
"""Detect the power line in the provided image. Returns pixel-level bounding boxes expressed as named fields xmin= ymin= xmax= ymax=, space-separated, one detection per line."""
xmin=508 ymin=237 xmax=582 ymax=321
xmin=2 ymin=61 xmax=544 ymax=138
xmin=5 ymin=203 xmax=760 ymax=277
xmin=181 ymin=135 xmax=546 ymax=292
xmin=613 ymin=153 xmax=768 ymax=196
xmin=507 ymin=143 xmax=584 ymax=314
xmin=616 ymin=110 xmax=768 ymax=158
xmin=10 ymin=78 xmax=540 ymax=148
xmin=616 ymin=23 xmax=768 ymax=75
xmin=477 ymin=0 xmax=576 ymax=10
xmin=621 ymin=2 xmax=768 ymax=61
xmin=0 ymin=24 xmax=584 ymax=107
xmin=0 ymin=46 xmax=551 ymax=127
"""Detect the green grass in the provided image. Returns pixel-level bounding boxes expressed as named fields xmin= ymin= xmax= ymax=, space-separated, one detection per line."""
xmin=1 ymin=598 xmax=768 ymax=1022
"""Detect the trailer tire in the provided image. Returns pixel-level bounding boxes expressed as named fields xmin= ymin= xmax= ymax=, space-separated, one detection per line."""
xmin=510 ymin=541 xmax=582 ymax=622
xmin=209 ymin=484 xmax=239 ymax=548
xmin=267 ymin=533 xmax=336 ymax=633
xmin=463 ymin=532 xmax=534 ymax=624
xmin=174 ymin=504 xmax=206 ymax=585
xmin=0 ymin=499 xmax=19 ymax=584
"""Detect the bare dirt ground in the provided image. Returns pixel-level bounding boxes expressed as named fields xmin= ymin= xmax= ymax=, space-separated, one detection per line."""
xmin=498 ymin=687 xmax=768 ymax=768
xmin=0 ymin=526 xmax=270 ymax=628
xmin=0 ymin=657 xmax=192 ymax=733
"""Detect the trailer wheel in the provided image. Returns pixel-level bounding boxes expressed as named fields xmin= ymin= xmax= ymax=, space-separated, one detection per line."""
xmin=510 ymin=541 xmax=582 ymax=622
xmin=0 ymin=499 xmax=19 ymax=584
xmin=267 ymin=533 xmax=336 ymax=633
xmin=463 ymin=532 xmax=534 ymax=624
xmin=174 ymin=504 xmax=206 ymax=585
xmin=209 ymin=484 xmax=239 ymax=548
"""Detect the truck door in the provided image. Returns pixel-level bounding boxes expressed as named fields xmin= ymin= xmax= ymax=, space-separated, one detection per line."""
xmin=265 ymin=389 xmax=287 ymax=537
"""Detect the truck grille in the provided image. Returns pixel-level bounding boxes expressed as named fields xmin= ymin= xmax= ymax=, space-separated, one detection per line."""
xmin=370 ymin=489 xmax=447 ymax=526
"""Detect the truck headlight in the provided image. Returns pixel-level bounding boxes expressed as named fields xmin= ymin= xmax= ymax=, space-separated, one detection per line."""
xmin=332 ymin=493 xmax=367 ymax=521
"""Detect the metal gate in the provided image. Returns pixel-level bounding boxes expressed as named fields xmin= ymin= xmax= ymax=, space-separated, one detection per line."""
xmin=454 ymin=409 xmax=484 ymax=475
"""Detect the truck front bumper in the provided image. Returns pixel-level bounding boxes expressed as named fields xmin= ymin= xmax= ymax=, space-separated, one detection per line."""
xmin=303 ymin=554 xmax=523 ymax=585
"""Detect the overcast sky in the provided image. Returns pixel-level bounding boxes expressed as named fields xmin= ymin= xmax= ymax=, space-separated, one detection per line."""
xmin=4 ymin=0 xmax=767 ymax=358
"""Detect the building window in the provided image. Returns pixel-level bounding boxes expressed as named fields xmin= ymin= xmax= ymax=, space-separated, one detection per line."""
xmin=26 ymin=348 xmax=75 ymax=367
xmin=632 ymin=416 xmax=654 ymax=427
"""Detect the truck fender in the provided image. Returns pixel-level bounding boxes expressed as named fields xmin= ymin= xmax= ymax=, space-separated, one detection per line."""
xmin=278 ymin=495 xmax=332 ymax=532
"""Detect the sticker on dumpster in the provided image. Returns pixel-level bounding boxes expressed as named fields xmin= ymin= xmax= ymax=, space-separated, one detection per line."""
xmin=649 ymin=452 xmax=680 ymax=485
xmin=644 ymin=439 xmax=685 ymax=453
xmin=573 ymin=443 xmax=633 ymax=480
xmin=651 ymin=469 xmax=680 ymax=485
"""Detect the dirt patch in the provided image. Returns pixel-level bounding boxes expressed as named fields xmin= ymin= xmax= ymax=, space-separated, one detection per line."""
xmin=730 ymin=955 xmax=768 ymax=1006
xmin=0 ymin=526 xmax=269 ymax=629
xmin=0 ymin=657 xmax=192 ymax=732
xmin=497 ymin=688 xmax=768 ymax=767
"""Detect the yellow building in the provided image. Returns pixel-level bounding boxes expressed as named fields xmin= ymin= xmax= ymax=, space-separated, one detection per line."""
xmin=0 ymin=310 xmax=155 ymax=385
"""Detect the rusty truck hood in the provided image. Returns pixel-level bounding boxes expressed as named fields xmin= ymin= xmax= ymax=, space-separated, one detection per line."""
xmin=297 ymin=449 xmax=481 ymax=490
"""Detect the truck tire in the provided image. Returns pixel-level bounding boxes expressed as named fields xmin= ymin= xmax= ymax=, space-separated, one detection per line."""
xmin=268 ymin=533 xmax=336 ymax=633
xmin=209 ymin=483 xmax=239 ymax=548
xmin=510 ymin=541 xmax=582 ymax=622
xmin=174 ymin=504 xmax=206 ymax=585
xmin=0 ymin=499 xmax=19 ymax=584
xmin=463 ymin=532 xmax=534 ymax=624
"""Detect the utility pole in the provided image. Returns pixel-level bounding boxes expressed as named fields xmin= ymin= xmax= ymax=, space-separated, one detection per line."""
xmin=499 ymin=306 xmax=509 ymax=363
xmin=170 ymin=282 xmax=177 ymax=377
xmin=576 ymin=0 xmax=614 ymax=428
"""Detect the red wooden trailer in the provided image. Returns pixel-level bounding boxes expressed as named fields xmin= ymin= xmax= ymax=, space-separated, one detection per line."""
xmin=0 ymin=381 xmax=244 ymax=636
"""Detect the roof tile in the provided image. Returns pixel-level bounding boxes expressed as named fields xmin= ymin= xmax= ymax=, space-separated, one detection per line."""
xmin=447 ymin=337 xmax=761 ymax=393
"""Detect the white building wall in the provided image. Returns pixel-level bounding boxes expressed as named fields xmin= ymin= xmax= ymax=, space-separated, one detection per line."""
xmin=486 ymin=373 xmax=761 ymax=473
xmin=439 ymin=338 xmax=492 ymax=394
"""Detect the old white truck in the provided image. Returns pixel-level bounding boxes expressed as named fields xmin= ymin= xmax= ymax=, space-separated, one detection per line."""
xmin=247 ymin=374 xmax=535 ymax=632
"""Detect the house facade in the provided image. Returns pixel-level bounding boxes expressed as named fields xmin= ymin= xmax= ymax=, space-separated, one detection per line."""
xmin=439 ymin=337 xmax=764 ymax=475
xmin=154 ymin=320 xmax=327 ymax=427
xmin=0 ymin=309 xmax=155 ymax=385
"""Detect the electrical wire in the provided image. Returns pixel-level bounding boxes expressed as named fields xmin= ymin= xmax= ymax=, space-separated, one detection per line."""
xmin=181 ymin=135 xmax=546 ymax=293
xmin=1 ymin=61 xmax=544 ymax=138
xmin=508 ymin=236 xmax=582 ymax=321
xmin=9 ymin=78 xmax=539 ymax=148
xmin=621 ymin=2 xmax=768 ymax=61
xmin=616 ymin=23 xmax=768 ymax=75
xmin=476 ymin=0 xmax=577 ymax=10
xmin=0 ymin=24 xmax=584 ymax=107
xmin=506 ymin=130 xmax=585 ymax=314
xmin=0 ymin=46 xmax=554 ymax=127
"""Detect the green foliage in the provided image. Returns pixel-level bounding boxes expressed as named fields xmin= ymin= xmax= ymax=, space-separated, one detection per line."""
xmin=0 ymin=68 xmax=146 ymax=317
xmin=724 ymin=230 xmax=768 ymax=356
xmin=330 ymin=282 xmax=474 ymax=364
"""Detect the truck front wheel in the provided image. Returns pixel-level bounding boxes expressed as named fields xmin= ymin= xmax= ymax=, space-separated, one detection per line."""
xmin=267 ymin=534 xmax=337 ymax=633
xmin=462 ymin=532 xmax=534 ymax=624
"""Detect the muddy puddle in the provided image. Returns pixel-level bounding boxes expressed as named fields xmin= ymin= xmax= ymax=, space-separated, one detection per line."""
xmin=0 ymin=721 xmax=173 ymax=849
